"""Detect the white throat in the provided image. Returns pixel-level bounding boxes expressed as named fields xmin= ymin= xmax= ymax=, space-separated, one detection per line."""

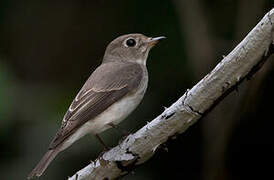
xmin=136 ymin=58 xmax=147 ymax=66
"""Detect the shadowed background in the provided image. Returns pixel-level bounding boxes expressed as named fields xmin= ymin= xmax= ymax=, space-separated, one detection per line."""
xmin=0 ymin=0 xmax=273 ymax=179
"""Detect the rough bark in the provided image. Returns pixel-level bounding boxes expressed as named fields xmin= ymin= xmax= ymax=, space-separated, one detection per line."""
xmin=202 ymin=2 xmax=266 ymax=179
xmin=68 ymin=8 xmax=274 ymax=180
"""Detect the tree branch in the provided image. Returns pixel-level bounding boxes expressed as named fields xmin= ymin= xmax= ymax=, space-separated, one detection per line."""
xmin=68 ymin=8 xmax=274 ymax=180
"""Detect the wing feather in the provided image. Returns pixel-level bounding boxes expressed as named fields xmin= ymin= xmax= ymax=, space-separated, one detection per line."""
xmin=49 ymin=62 xmax=143 ymax=149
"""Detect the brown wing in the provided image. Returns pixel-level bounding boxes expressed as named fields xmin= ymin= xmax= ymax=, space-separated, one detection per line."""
xmin=49 ymin=62 xmax=143 ymax=149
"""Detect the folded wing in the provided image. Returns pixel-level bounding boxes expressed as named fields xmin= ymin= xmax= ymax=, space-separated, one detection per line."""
xmin=49 ymin=62 xmax=143 ymax=149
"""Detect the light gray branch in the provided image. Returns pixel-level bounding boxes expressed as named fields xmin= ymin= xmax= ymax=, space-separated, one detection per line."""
xmin=68 ymin=8 xmax=274 ymax=180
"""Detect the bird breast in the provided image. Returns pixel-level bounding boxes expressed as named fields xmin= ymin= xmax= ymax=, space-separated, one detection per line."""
xmin=61 ymin=69 xmax=148 ymax=150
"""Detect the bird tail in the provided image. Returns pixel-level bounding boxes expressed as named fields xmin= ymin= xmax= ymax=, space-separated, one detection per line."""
xmin=28 ymin=147 xmax=61 ymax=179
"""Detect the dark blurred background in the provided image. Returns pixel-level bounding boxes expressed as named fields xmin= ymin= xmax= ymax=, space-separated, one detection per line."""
xmin=0 ymin=0 xmax=273 ymax=179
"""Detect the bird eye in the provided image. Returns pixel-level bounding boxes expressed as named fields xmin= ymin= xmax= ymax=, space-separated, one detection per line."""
xmin=126 ymin=38 xmax=136 ymax=47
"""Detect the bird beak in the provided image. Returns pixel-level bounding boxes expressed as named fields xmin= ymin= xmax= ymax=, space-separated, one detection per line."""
xmin=148 ymin=36 xmax=166 ymax=47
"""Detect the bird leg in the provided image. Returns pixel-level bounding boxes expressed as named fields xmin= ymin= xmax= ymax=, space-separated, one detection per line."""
xmin=108 ymin=122 xmax=129 ymax=137
xmin=94 ymin=134 xmax=109 ymax=150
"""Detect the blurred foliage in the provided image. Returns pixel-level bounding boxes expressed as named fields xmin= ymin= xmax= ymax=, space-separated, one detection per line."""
xmin=0 ymin=0 xmax=273 ymax=179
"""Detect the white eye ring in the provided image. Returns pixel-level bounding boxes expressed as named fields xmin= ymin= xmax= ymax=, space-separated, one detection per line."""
xmin=124 ymin=38 xmax=137 ymax=47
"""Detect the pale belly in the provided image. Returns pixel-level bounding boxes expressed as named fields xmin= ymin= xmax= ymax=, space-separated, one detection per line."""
xmin=61 ymin=80 xmax=147 ymax=151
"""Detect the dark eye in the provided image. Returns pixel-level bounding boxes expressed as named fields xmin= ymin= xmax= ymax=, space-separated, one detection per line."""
xmin=126 ymin=38 xmax=136 ymax=47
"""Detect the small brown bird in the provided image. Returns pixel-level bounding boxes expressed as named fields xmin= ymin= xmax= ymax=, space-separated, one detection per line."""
xmin=28 ymin=33 xmax=165 ymax=179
